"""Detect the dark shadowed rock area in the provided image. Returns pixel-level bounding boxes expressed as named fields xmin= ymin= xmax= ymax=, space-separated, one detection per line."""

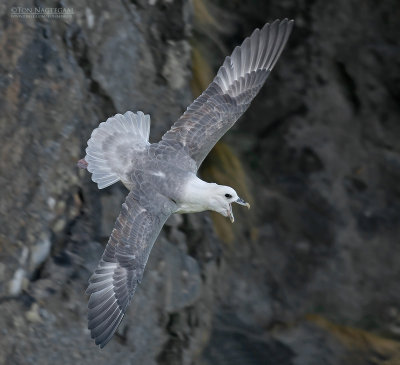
xmin=0 ymin=0 xmax=399 ymax=364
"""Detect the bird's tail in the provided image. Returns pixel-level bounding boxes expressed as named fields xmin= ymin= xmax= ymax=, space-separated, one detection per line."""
xmin=81 ymin=111 xmax=151 ymax=189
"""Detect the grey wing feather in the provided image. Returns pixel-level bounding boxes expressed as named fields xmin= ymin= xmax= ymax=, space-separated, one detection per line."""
xmin=86 ymin=191 xmax=171 ymax=348
xmin=161 ymin=19 xmax=294 ymax=168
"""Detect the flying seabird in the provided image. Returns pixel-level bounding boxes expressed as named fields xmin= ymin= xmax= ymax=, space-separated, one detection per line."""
xmin=79 ymin=19 xmax=294 ymax=348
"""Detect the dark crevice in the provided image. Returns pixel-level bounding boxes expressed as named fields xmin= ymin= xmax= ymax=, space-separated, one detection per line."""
xmin=140 ymin=0 xmax=187 ymax=85
xmin=155 ymin=0 xmax=186 ymax=42
xmin=63 ymin=24 xmax=116 ymax=118
xmin=30 ymin=262 xmax=47 ymax=282
xmin=157 ymin=311 xmax=190 ymax=365
xmin=157 ymin=307 xmax=202 ymax=363
xmin=336 ymin=61 xmax=361 ymax=113
xmin=53 ymin=251 xmax=73 ymax=267
xmin=30 ymin=189 xmax=84 ymax=282
xmin=0 ymin=292 xmax=36 ymax=307
xmin=77 ymin=186 xmax=85 ymax=205
xmin=299 ymin=147 xmax=324 ymax=174
xmin=128 ymin=0 xmax=143 ymax=9
xmin=50 ymin=193 xmax=82 ymax=259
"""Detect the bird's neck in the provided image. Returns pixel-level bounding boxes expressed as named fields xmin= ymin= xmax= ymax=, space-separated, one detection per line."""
xmin=178 ymin=175 xmax=218 ymax=213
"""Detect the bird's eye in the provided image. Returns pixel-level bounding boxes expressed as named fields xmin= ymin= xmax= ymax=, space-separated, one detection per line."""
xmin=225 ymin=194 xmax=232 ymax=199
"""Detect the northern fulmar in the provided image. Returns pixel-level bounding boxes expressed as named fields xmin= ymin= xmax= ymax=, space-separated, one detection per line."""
xmin=79 ymin=19 xmax=294 ymax=348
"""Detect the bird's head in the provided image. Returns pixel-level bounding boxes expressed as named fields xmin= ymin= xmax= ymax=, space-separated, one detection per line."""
xmin=208 ymin=185 xmax=250 ymax=223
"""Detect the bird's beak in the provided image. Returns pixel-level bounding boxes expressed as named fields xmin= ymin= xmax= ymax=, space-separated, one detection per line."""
xmin=236 ymin=197 xmax=251 ymax=209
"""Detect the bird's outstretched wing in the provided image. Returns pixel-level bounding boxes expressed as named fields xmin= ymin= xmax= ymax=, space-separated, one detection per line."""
xmin=161 ymin=19 xmax=293 ymax=168
xmin=86 ymin=190 xmax=172 ymax=348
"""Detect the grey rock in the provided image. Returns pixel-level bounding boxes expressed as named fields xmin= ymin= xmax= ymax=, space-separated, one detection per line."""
xmin=162 ymin=40 xmax=191 ymax=90
xmin=161 ymin=240 xmax=202 ymax=313
xmin=30 ymin=233 xmax=51 ymax=271
xmin=165 ymin=213 xmax=183 ymax=227
xmin=25 ymin=303 xmax=42 ymax=323
xmin=0 ymin=263 xmax=5 ymax=281
xmin=99 ymin=186 xmax=126 ymax=238
xmin=8 ymin=268 xmax=26 ymax=296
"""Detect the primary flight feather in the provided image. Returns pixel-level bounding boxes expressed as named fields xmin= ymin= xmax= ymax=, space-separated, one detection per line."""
xmin=79 ymin=19 xmax=294 ymax=348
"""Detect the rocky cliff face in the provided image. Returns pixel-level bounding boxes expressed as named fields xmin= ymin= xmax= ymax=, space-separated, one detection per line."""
xmin=0 ymin=0 xmax=399 ymax=364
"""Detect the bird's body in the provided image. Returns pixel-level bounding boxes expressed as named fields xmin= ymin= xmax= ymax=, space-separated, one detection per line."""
xmin=79 ymin=19 xmax=294 ymax=347
xmin=121 ymin=146 xmax=195 ymax=201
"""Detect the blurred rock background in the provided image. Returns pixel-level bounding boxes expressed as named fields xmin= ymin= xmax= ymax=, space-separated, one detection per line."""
xmin=0 ymin=0 xmax=399 ymax=364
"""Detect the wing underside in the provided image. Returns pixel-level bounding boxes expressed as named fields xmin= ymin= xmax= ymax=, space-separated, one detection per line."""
xmin=86 ymin=191 xmax=170 ymax=348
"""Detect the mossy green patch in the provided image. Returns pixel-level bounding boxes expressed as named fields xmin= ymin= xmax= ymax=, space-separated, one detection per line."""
xmin=306 ymin=314 xmax=400 ymax=365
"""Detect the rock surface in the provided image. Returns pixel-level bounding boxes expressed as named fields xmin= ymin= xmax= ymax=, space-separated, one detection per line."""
xmin=0 ymin=0 xmax=399 ymax=364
